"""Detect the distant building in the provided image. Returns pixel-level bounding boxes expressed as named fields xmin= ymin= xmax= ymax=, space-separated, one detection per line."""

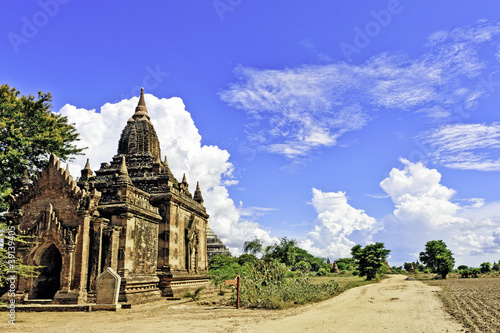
xmin=8 ymin=89 xmax=228 ymax=304
xmin=206 ymin=225 xmax=231 ymax=261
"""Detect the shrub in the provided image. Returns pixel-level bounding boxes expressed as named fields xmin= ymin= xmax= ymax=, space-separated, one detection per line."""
xmin=469 ymin=268 xmax=480 ymax=278
xmin=294 ymin=261 xmax=311 ymax=272
xmin=183 ymin=287 xmax=204 ymax=301
xmin=237 ymin=259 xmax=339 ymax=309
xmin=311 ymin=262 xmax=321 ymax=272
xmin=316 ymin=268 xmax=327 ymax=276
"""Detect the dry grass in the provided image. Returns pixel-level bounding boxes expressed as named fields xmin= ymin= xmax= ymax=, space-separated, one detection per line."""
xmin=310 ymin=274 xmax=378 ymax=292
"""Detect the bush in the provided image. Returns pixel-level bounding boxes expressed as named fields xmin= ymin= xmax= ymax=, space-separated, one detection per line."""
xmin=183 ymin=287 xmax=204 ymax=301
xmin=311 ymin=262 xmax=321 ymax=272
xmin=238 ymin=259 xmax=339 ymax=309
xmin=316 ymin=268 xmax=328 ymax=276
xmin=294 ymin=261 xmax=311 ymax=272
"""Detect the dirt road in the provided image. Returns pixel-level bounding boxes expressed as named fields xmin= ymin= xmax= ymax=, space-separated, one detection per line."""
xmin=3 ymin=275 xmax=464 ymax=333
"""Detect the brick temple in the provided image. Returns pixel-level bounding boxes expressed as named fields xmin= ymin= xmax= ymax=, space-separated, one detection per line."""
xmin=7 ymin=89 xmax=227 ymax=304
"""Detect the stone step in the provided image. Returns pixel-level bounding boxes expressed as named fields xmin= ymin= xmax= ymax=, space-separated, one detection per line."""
xmin=23 ymin=299 xmax=53 ymax=305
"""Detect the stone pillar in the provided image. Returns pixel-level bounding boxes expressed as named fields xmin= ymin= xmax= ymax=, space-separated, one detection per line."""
xmin=88 ymin=220 xmax=106 ymax=292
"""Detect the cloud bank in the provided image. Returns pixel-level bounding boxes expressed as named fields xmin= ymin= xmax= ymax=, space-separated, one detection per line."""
xmin=220 ymin=20 xmax=500 ymax=165
xmin=58 ymin=94 xmax=276 ymax=254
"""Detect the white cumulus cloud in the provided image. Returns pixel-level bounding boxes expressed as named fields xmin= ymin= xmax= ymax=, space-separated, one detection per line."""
xmin=376 ymin=159 xmax=500 ymax=265
xmin=299 ymin=188 xmax=377 ymax=259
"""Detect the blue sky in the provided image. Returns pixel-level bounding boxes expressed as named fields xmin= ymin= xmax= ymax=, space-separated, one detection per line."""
xmin=3 ymin=1 xmax=500 ymax=267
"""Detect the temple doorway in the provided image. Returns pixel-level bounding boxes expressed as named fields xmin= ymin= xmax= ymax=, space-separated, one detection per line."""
xmin=33 ymin=244 xmax=62 ymax=299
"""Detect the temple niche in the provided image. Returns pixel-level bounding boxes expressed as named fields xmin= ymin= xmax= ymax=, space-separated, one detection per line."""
xmin=7 ymin=89 xmax=224 ymax=304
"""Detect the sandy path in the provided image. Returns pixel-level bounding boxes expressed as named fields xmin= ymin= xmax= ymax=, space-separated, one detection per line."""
xmin=239 ymin=275 xmax=464 ymax=333
xmin=2 ymin=275 xmax=464 ymax=333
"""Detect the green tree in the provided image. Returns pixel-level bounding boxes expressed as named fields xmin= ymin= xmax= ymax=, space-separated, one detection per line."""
xmin=492 ymin=262 xmax=499 ymax=272
xmin=208 ymin=254 xmax=243 ymax=294
xmin=419 ymin=240 xmax=455 ymax=279
xmin=243 ymin=237 xmax=263 ymax=256
xmin=480 ymin=262 xmax=492 ymax=274
xmin=264 ymin=237 xmax=298 ymax=266
xmin=0 ymin=84 xmax=84 ymax=211
xmin=351 ymin=242 xmax=391 ymax=281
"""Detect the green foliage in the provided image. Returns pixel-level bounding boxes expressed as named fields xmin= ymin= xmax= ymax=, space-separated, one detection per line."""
xmin=492 ymin=262 xmax=500 ymax=272
xmin=239 ymin=259 xmax=339 ymax=309
xmin=480 ymin=262 xmax=492 ymax=274
xmin=0 ymin=222 xmax=41 ymax=289
xmin=390 ymin=266 xmax=405 ymax=274
xmin=208 ymin=254 xmax=244 ymax=292
xmin=404 ymin=262 xmax=425 ymax=273
xmin=294 ymin=260 xmax=311 ymax=272
xmin=183 ymin=287 xmax=204 ymax=301
xmin=460 ymin=268 xmax=480 ymax=278
xmin=419 ymin=240 xmax=455 ymax=279
xmin=237 ymin=254 xmax=257 ymax=266
xmin=469 ymin=268 xmax=480 ymax=278
xmin=316 ymin=268 xmax=328 ymax=276
xmin=457 ymin=265 xmax=468 ymax=271
xmin=335 ymin=258 xmax=357 ymax=271
xmin=351 ymin=242 xmax=391 ymax=281
xmin=0 ymin=84 xmax=84 ymax=211
xmin=243 ymin=238 xmax=263 ymax=256
xmin=310 ymin=262 xmax=321 ymax=272
xmin=264 ymin=237 xmax=298 ymax=266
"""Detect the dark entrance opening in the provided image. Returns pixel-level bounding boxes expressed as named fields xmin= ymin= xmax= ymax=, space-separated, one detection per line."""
xmin=33 ymin=244 xmax=62 ymax=299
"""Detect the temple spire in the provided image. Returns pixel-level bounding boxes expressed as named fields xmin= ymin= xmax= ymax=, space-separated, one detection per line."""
xmin=117 ymin=156 xmax=133 ymax=185
xmin=84 ymin=158 xmax=91 ymax=170
xmin=193 ymin=181 xmax=204 ymax=204
xmin=119 ymin=156 xmax=129 ymax=177
xmin=132 ymin=87 xmax=150 ymax=121
xmin=80 ymin=158 xmax=93 ymax=181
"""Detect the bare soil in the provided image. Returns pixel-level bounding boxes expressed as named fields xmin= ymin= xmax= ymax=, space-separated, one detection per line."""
xmin=425 ymin=277 xmax=500 ymax=333
xmin=2 ymin=275 xmax=464 ymax=333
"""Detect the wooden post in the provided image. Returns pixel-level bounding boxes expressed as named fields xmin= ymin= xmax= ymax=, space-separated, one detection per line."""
xmin=236 ymin=275 xmax=240 ymax=309
xmin=224 ymin=276 xmax=241 ymax=309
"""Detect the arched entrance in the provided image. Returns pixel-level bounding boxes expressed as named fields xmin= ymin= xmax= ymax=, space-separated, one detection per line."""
xmin=33 ymin=244 xmax=62 ymax=299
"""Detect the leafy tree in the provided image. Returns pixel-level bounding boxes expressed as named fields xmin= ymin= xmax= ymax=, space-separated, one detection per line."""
xmin=237 ymin=254 xmax=257 ymax=266
xmin=419 ymin=240 xmax=455 ymax=279
xmin=0 ymin=84 xmax=84 ymax=211
xmin=351 ymin=242 xmax=391 ymax=281
xmin=480 ymin=262 xmax=492 ymax=274
xmin=492 ymin=262 xmax=499 ymax=272
xmin=208 ymin=254 xmax=243 ymax=294
xmin=264 ymin=237 xmax=298 ymax=266
xmin=457 ymin=265 xmax=468 ymax=271
xmin=243 ymin=237 xmax=263 ymax=256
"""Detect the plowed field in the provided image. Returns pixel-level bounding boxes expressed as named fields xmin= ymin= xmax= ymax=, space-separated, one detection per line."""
xmin=425 ymin=278 xmax=500 ymax=333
